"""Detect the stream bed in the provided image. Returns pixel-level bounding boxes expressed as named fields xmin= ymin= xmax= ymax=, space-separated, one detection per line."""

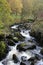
xmin=0 ymin=23 xmax=43 ymax=65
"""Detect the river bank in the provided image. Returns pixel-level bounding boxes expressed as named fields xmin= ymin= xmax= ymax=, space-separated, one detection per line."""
xmin=30 ymin=20 xmax=43 ymax=47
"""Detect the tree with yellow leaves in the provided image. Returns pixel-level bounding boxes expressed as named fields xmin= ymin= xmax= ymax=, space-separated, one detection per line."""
xmin=7 ymin=0 xmax=23 ymax=15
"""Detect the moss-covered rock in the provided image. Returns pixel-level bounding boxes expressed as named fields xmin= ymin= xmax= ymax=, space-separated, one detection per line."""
xmin=13 ymin=37 xmax=19 ymax=43
xmin=0 ymin=41 xmax=8 ymax=60
xmin=30 ymin=21 xmax=43 ymax=47
xmin=17 ymin=43 xmax=36 ymax=52
xmin=17 ymin=43 xmax=26 ymax=52
xmin=14 ymin=32 xmax=25 ymax=41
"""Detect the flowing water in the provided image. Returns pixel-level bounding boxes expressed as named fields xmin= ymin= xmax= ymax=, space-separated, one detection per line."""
xmin=0 ymin=24 xmax=43 ymax=65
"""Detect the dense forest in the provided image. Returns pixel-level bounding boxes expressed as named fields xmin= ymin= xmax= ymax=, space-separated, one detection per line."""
xmin=0 ymin=0 xmax=43 ymax=34
xmin=0 ymin=0 xmax=43 ymax=65
xmin=7 ymin=0 xmax=43 ymax=19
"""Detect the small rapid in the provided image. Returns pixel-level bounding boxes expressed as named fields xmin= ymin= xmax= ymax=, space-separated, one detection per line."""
xmin=0 ymin=24 xmax=43 ymax=65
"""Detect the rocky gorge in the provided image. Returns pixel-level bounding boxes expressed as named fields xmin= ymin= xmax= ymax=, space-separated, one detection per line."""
xmin=0 ymin=22 xmax=43 ymax=65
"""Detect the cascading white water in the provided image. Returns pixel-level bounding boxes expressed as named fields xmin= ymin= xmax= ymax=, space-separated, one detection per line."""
xmin=0 ymin=62 xmax=3 ymax=65
xmin=1 ymin=44 xmax=32 ymax=65
xmin=35 ymin=59 xmax=43 ymax=65
xmin=11 ymin=25 xmax=18 ymax=29
xmin=7 ymin=61 xmax=20 ymax=65
xmin=0 ymin=24 xmax=43 ymax=65
xmin=1 ymin=42 xmax=33 ymax=65
xmin=20 ymin=30 xmax=31 ymax=38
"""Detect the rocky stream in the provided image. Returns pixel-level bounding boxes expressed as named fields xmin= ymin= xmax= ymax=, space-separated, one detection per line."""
xmin=0 ymin=23 xmax=43 ymax=65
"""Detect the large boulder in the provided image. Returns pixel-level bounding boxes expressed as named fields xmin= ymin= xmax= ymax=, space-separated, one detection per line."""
xmin=12 ymin=54 xmax=19 ymax=63
xmin=27 ymin=45 xmax=36 ymax=50
xmin=17 ymin=43 xmax=36 ymax=52
xmin=17 ymin=43 xmax=27 ymax=52
xmin=0 ymin=41 xmax=8 ymax=60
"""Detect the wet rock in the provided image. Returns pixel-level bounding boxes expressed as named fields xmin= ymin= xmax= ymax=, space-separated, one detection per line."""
xmin=7 ymin=39 xmax=15 ymax=46
xmin=18 ymin=23 xmax=31 ymax=30
xmin=6 ymin=34 xmax=13 ymax=39
xmin=28 ymin=39 xmax=33 ymax=43
xmin=12 ymin=54 xmax=19 ymax=63
xmin=27 ymin=45 xmax=36 ymax=50
xmin=6 ymin=34 xmax=16 ymax=46
xmin=18 ymin=25 xmax=25 ymax=30
xmin=21 ymin=56 xmax=27 ymax=61
xmin=28 ymin=57 xmax=35 ymax=62
xmin=40 ymin=49 xmax=43 ymax=55
xmin=35 ymin=54 xmax=41 ymax=60
xmin=13 ymin=37 xmax=19 ymax=43
xmin=28 ymin=54 xmax=41 ymax=63
xmin=20 ymin=62 xmax=26 ymax=65
xmin=0 ymin=41 xmax=8 ymax=61
xmin=17 ymin=43 xmax=36 ymax=52
xmin=14 ymin=32 xmax=25 ymax=41
xmin=17 ymin=43 xmax=27 ymax=52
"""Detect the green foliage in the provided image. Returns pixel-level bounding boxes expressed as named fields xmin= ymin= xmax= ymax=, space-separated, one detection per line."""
xmin=32 ymin=0 xmax=43 ymax=20
xmin=7 ymin=0 xmax=23 ymax=14
xmin=20 ymin=43 xmax=26 ymax=47
xmin=0 ymin=21 xmax=4 ymax=29
xmin=31 ymin=21 xmax=43 ymax=34
xmin=0 ymin=0 xmax=11 ymax=20
xmin=0 ymin=0 xmax=43 ymax=34
xmin=0 ymin=0 xmax=14 ymax=34
xmin=0 ymin=41 xmax=6 ymax=55
xmin=0 ymin=40 xmax=8 ymax=60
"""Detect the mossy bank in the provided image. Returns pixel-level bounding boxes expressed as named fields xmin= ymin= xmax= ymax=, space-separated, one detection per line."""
xmin=30 ymin=20 xmax=43 ymax=47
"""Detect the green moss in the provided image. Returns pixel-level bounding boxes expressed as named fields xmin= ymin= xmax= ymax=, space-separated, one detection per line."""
xmin=13 ymin=37 xmax=19 ymax=41
xmin=20 ymin=43 xmax=26 ymax=47
xmin=0 ymin=41 xmax=6 ymax=54
xmin=0 ymin=41 xmax=8 ymax=60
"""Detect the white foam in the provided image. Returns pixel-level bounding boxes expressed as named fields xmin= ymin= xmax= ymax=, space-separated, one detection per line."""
xmin=0 ymin=62 xmax=3 ymax=65
xmin=7 ymin=61 xmax=20 ymax=65
xmin=11 ymin=25 xmax=18 ymax=29
xmin=20 ymin=30 xmax=31 ymax=38
xmin=6 ymin=44 xmax=32 ymax=61
xmin=35 ymin=59 xmax=43 ymax=65
xmin=1 ymin=25 xmax=42 ymax=65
